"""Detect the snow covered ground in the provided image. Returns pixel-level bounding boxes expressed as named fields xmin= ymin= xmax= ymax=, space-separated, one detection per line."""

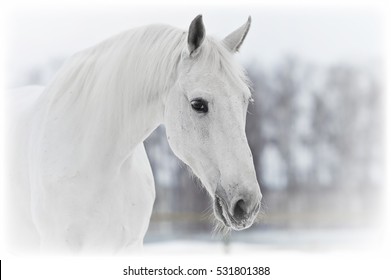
xmin=142 ymin=228 xmax=383 ymax=254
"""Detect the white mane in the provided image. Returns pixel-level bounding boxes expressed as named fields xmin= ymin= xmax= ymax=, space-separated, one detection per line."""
xmin=38 ymin=25 xmax=184 ymax=148
xmin=39 ymin=24 xmax=250 ymax=139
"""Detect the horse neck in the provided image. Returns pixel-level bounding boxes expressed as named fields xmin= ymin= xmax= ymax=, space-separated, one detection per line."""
xmin=40 ymin=26 xmax=185 ymax=170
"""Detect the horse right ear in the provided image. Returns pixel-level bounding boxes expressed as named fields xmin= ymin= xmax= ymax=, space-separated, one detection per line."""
xmin=187 ymin=15 xmax=205 ymax=56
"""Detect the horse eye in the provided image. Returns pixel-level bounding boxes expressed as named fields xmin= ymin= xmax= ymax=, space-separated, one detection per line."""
xmin=190 ymin=98 xmax=208 ymax=113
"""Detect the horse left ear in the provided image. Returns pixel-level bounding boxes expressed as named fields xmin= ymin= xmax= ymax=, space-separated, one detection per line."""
xmin=188 ymin=14 xmax=205 ymax=56
xmin=222 ymin=16 xmax=251 ymax=53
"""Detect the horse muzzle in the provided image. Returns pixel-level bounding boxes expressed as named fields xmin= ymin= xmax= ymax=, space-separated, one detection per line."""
xmin=213 ymin=188 xmax=261 ymax=230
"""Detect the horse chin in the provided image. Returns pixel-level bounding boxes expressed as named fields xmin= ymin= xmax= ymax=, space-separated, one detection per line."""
xmin=213 ymin=195 xmax=253 ymax=231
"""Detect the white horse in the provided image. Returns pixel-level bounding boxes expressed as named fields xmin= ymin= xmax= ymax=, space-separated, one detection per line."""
xmin=5 ymin=15 xmax=262 ymax=254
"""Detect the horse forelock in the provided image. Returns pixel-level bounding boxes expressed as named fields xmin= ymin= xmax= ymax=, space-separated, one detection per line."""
xmin=189 ymin=36 xmax=252 ymax=99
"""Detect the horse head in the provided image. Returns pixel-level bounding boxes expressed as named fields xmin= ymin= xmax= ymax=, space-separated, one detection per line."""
xmin=164 ymin=15 xmax=262 ymax=231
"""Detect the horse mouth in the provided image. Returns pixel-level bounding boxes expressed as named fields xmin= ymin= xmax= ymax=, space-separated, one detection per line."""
xmin=214 ymin=195 xmax=252 ymax=231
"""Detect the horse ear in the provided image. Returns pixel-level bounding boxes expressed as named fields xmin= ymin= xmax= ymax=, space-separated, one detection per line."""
xmin=188 ymin=14 xmax=205 ymax=56
xmin=222 ymin=16 xmax=251 ymax=52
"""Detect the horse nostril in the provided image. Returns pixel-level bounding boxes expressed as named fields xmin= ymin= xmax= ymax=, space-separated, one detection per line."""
xmin=233 ymin=199 xmax=248 ymax=221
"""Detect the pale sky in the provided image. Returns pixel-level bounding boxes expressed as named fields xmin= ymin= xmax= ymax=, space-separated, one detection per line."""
xmin=4 ymin=6 xmax=383 ymax=87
